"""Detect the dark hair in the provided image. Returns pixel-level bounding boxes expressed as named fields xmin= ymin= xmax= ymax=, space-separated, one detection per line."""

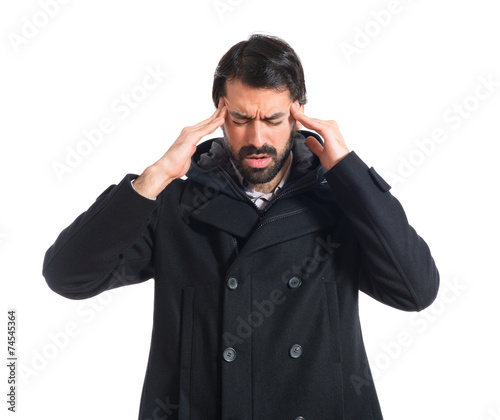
xmin=212 ymin=34 xmax=307 ymax=107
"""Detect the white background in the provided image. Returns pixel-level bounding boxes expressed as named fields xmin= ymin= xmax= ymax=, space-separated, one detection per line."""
xmin=1 ymin=0 xmax=500 ymax=419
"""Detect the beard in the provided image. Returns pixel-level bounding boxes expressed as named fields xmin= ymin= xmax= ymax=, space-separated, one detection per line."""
xmin=223 ymin=122 xmax=296 ymax=185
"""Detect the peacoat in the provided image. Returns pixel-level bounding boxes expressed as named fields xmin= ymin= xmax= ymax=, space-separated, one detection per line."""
xmin=42 ymin=130 xmax=440 ymax=419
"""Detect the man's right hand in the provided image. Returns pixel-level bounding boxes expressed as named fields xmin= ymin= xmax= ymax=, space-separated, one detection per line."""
xmin=133 ymin=99 xmax=227 ymax=199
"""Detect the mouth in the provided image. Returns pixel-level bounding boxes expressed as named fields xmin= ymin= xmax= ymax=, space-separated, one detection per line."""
xmin=244 ymin=155 xmax=271 ymax=169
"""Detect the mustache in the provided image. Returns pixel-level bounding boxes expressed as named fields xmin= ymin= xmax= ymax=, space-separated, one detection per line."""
xmin=238 ymin=144 xmax=277 ymax=158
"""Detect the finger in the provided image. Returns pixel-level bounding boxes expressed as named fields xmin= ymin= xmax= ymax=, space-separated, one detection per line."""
xmin=305 ymin=136 xmax=324 ymax=157
xmin=290 ymin=103 xmax=329 ymax=126
xmin=192 ymin=101 xmax=226 ymax=130
xmin=205 ymin=104 xmax=225 ymax=125
xmin=291 ymin=106 xmax=328 ymax=133
xmin=195 ymin=106 xmax=226 ymax=137
xmin=205 ymin=106 xmax=226 ymax=128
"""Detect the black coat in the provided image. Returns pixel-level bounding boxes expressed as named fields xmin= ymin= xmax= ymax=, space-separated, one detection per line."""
xmin=43 ymin=130 xmax=439 ymax=419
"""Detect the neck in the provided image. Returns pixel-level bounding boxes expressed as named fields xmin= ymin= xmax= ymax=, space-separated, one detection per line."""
xmin=254 ymin=154 xmax=292 ymax=194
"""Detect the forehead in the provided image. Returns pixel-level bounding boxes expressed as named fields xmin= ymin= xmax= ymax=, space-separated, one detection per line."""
xmin=224 ymin=79 xmax=292 ymax=115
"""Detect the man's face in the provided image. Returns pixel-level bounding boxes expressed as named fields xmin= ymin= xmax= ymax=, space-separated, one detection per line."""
xmin=221 ymin=79 xmax=302 ymax=185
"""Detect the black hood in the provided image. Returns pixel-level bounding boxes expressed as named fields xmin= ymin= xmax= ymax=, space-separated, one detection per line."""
xmin=186 ymin=130 xmax=326 ymax=201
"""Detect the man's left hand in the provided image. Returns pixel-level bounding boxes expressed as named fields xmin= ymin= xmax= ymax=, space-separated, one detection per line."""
xmin=291 ymin=102 xmax=350 ymax=171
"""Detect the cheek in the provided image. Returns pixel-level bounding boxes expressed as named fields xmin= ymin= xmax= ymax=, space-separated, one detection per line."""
xmin=276 ymin=119 xmax=295 ymax=140
xmin=276 ymin=125 xmax=291 ymax=141
xmin=223 ymin=124 xmax=238 ymax=140
xmin=222 ymin=125 xmax=245 ymax=150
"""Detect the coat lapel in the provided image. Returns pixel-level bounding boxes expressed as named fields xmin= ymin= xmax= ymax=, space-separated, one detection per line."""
xmin=179 ymin=181 xmax=260 ymax=238
xmin=239 ymin=194 xmax=337 ymax=256
xmin=180 ymin=176 xmax=337 ymax=254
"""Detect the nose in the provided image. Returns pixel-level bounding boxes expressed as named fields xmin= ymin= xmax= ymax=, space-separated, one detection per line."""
xmin=246 ymin=121 xmax=265 ymax=148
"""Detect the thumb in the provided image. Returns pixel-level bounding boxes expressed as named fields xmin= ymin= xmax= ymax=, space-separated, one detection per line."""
xmin=305 ymin=136 xmax=324 ymax=157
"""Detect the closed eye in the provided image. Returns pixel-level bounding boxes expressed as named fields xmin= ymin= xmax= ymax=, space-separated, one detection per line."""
xmin=232 ymin=120 xmax=249 ymax=126
xmin=232 ymin=120 xmax=283 ymax=126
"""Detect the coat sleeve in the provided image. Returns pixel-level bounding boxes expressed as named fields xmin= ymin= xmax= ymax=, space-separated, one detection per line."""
xmin=324 ymin=151 xmax=439 ymax=311
xmin=42 ymin=174 xmax=160 ymax=300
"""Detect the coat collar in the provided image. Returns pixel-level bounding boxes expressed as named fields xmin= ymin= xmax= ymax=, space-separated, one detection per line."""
xmin=179 ymin=130 xmax=332 ymax=245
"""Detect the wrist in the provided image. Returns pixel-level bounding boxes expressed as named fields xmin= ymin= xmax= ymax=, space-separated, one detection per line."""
xmin=133 ymin=164 xmax=173 ymax=199
xmin=327 ymin=150 xmax=350 ymax=170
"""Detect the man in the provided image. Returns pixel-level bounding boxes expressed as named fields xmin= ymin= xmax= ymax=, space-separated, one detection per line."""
xmin=43 ymin=34 xmax=439 ymax=419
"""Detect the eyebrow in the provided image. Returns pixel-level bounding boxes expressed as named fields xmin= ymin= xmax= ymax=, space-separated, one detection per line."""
xmin=229 ymin=111 xmax=287 ymax=121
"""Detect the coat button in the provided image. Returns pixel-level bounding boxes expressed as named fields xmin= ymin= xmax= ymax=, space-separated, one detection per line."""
xmin=294 ymin=417 xmax=305 ymax=420
xmin=288 ymin=276 xmax=302 ymax=289
xmin=289 ymin=344 xmax=303 ymax=359
xmin=227 ymin=277 xmax=238 ymax=290
xmin=223 ymin=347 xmax=236 ymax=362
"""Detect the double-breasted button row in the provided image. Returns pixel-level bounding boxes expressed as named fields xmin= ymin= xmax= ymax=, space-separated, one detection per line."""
xmin=229 ymin=275 xmax=300 ymax=290
xmin=223 ymin=345 xmax=303 ymax=362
